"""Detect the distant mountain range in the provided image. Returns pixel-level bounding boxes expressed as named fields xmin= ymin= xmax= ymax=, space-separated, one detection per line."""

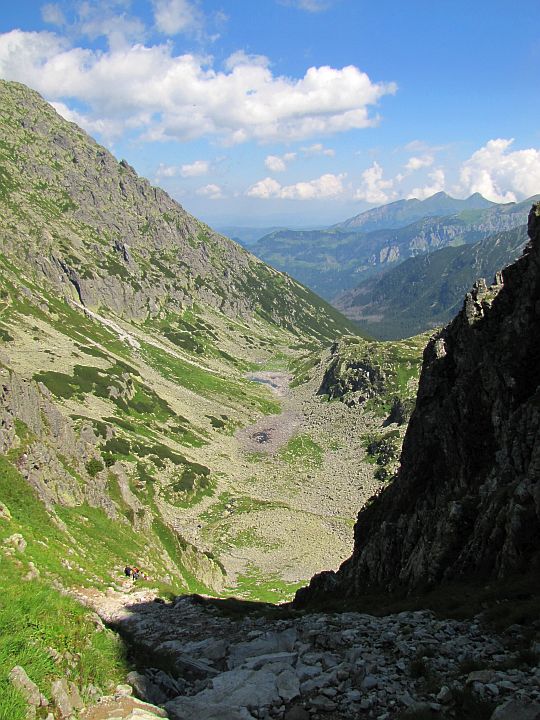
xmin=332 ymin=191 xmax=497 ymax=232
xmin=335 ymin=224 xmax=529 ymax=339
xmin=244 ymin=194 xmax=535 ymax=301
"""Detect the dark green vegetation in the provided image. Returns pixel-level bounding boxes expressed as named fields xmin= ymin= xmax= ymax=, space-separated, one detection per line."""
xmin=363 ymin=429 xmax=400 ymax=482
xmin=246 ymin=194 xmax=533 ymax=301
xmin=338 ymin=224 xmax=528 ymax=339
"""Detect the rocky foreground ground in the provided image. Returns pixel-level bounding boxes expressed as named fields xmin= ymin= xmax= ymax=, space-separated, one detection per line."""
xmin=37 ymin=585 xmax=537 ymax=720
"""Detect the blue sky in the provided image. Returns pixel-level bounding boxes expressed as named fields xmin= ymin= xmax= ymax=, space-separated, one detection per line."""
xmin=1 ymin=0 xmax=539 ymax=227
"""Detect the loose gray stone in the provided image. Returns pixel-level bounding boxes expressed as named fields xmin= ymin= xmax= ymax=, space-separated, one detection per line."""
xmin=9 ymin=666 xmax=44 ymax=707
xmin=490 ymin=700 xmax=540 ymax=720
xmin=362 ymin=675 xmax=378 ymax=690
xmin=276 ymin=668 xmax=300 ymax=702
xmin=51 ymin=678 xmax=77 ymax=718
xmin=116 ymin=683 xmax=134 ymax=696
xmin=165 ymin=697 xmax=255 ymax=720
xmin=436 ymin=685 xmax=453 ymax=703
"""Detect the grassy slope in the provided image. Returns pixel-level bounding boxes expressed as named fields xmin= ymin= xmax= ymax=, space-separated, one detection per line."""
xmin=0 ymin=253 xmax=425 ymax=606
xmin=0 ymin=559 xmax=128 ymax=720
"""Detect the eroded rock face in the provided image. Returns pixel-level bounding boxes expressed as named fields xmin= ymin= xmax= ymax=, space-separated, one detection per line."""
xmin=0 ymin=362 xmax=111 ymax=511
xmin=297 ymin=205 xmax=540 ymax=604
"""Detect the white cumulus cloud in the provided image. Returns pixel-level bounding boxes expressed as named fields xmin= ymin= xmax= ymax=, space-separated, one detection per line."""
xmin=155 ymin=159 xmax=210 ymax=179
xmin=354 ymin=162 xmax=396 ymax=204
xmin=41 ymin=3 xmax=66 ymax=26
xmin=301 ymin=142 xmax=335 ymax=157
xmin=247 ymin=173 xmax=345 ymax=200
xmin=246 ymin=177 xmax=283 ymax=199
xmin=51 ymin=101 xmax=123 ymax=140
xmin=264 ymin=152 xmax=296 ymax=172
xmin=0 ymin=29 xmax=396 ymax=145
xmin=152 ymin=0 xmax=202 ymax=35
xmin=155 ymin=163 xmax=179 ymax=178
xmin=404 ymin=154 xmax=434 ymax=172
xmin=408 ymin=168 xmax=446 ymax=200
xmin=281 ymin=173 xmax=345 ymax=199
xmin=180 ymin=159 xmax=209 ymax=177
xmin=196 ymin=183 xmax=224 ymax=199
xmin=457 ymin=138 xmax=540 ymax=203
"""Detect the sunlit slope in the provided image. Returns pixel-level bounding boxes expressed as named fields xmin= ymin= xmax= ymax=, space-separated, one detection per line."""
xmin=1 ymin=78 xmax=375 ymax=604
xmin=0 ymin=79 xmax=359 ymax=343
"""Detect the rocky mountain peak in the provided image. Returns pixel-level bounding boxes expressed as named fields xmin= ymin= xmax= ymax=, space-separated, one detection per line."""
xmin=296 ymin=202 xmax=540 ymax=606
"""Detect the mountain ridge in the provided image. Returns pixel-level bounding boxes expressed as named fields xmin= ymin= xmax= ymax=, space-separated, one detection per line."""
xmin=1 ymin=78 xmax=395 ymax=614
xmin=0 ymin=79 xmax=358 ymax=343
xmin=248 ymin=199 xmax=534 ymax=301
xmin=333 ymin=190 xmax=497 ymax=232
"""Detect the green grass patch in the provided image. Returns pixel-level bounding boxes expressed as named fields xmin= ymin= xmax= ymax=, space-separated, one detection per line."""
xmin=141 ymin=342 xmax=280 ymax=415
xmin=0 ymin=325 xmax=14 ymax=341
xmin=279 ymin=434 xmax=323 ymax=468
xmin=151 ymin=518 xmax=214 ymax=595
xmin=227 ymin=565 xmax=304 ymax=603
xmin=162 ymin=465 xmax=215 ymax=508
xmin=0 ymin=558 xmax=128 ymax=720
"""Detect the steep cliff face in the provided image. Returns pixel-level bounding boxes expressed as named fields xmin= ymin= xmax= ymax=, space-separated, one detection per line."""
xmin=296 ymin=205 xmax=540 ymax=606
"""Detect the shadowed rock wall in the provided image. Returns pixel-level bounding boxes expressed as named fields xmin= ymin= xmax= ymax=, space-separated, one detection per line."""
xmin=296 ymin=205 xmax=540 ymax=605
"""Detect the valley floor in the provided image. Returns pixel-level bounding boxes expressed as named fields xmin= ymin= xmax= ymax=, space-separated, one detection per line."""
xmin=191 ymin=362 xmax=383 ymax=598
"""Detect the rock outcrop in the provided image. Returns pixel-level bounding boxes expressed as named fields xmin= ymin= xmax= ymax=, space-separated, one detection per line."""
xmin=296 ymin=204 xmax=540 ymax=605
xmin=0 ymin=359 xmax=109 ymax=510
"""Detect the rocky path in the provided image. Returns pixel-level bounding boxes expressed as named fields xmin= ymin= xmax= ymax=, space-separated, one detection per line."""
xmin=72 ymin=585 xmax=540 ymax=720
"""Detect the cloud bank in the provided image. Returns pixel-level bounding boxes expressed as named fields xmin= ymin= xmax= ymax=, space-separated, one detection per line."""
xmin=0 ymin=29 xmax=396 ymax=145
xmin=247 ymin=173 xmax=346 ymax=200
xmin=457 ymin=139 xmax=540 ymax=203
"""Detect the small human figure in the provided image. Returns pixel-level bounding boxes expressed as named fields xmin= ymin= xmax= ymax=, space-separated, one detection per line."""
xmin=124 ymin=566 xmax=132 ymax=578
